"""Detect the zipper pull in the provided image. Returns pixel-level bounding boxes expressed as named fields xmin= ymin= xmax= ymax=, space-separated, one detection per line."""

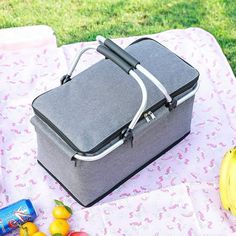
xmin=144 ymin=113 xmax=150 ymax=123
xmin=71 ymin=156 xmax=78 ymax=167
xmin=148 ymin=111 xmax=156 ymax=120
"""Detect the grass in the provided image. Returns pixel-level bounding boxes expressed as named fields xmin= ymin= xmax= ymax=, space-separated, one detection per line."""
xmin=0 ymin=0 xmax=235 ymax=74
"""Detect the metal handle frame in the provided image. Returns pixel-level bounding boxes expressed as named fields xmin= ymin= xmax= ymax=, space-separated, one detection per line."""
xmin=70 ymin=37 xmax=199 ymax=162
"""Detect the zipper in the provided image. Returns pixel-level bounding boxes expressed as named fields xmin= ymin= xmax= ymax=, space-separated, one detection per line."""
xmin=148 ymin=111 xmax=156 ymax=120
xmin=144 ymin=113 xmax=151 ymax=123
xmin=144 ymin=111 xmax=156 ymax=123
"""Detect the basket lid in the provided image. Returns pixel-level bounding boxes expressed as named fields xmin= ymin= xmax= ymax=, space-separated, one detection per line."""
xmin=32 ymin=38 xmax=199 ymax=154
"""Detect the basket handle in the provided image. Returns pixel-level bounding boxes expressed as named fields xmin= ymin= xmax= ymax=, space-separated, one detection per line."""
xmin=96 ymin=36 xmax=178 ymax=110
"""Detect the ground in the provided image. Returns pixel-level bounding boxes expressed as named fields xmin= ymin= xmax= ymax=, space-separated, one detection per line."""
xmin=0 ymin=0 xmax=235 ymax=74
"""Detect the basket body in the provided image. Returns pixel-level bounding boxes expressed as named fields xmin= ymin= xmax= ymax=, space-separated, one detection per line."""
xmin=31 ymin=37 xmax=199 ymax=206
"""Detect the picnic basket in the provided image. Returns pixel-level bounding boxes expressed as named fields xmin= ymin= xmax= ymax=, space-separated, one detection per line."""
xmin=31 ymin=36 xmax=199 ymax=207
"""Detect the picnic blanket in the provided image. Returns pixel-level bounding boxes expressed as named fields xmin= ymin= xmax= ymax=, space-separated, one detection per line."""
xmin=0 ymin=25 xmax=236 ymax=235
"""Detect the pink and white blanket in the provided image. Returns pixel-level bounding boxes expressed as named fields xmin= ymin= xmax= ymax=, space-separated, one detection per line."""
xmin=0 ymin=25 xmax=236 ymax=235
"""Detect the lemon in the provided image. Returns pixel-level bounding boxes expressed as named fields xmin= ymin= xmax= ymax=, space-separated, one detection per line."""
xmin=52 ymin=205 xmax=71 ymax=219
xmin=32 ymin=232 xmax=46 ymax=236
xmin=19 ymin=222 xmax=38 ymax=236
xmin=49 ymin=219 xmax=70 ymax=236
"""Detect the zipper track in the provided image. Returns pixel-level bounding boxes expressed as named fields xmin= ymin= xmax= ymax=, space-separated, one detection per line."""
xmin=33 ymin=108 xmax=80 ymax=152
xmin=33 ymin=79 xmax=198 ymax=156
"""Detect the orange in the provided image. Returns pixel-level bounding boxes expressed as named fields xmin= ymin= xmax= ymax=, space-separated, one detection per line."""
xmin=32 ymin=232 xmax=46 ymax=236
xmin=49 ymin=219 xmax=70 ymax=236
xmin=52 ymin=205 xmax=71 ymax=219
xmin=19 ymin=222 xmax=38 ymax=236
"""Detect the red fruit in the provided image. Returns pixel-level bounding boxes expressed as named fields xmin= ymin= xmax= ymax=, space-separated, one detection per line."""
xmin=69 ymin=232 xmax=89 ymax=236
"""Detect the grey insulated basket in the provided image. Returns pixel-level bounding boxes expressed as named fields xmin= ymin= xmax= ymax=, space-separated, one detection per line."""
xmin=31 ymin=36 xmax=199 ymax=207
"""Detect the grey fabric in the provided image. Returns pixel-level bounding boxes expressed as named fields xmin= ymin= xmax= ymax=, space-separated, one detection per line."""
xmin=32 ymin=39 xmax=199 ymax=153
xmin=32 ymin=96 xmax=194 ymax=206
